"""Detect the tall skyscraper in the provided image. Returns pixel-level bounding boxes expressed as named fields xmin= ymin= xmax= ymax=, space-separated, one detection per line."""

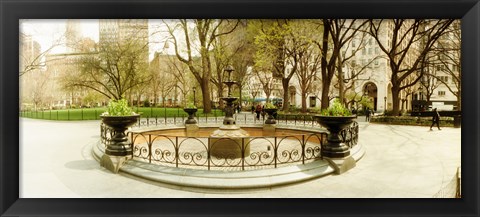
xmin=65 ymin=19 xmax=82 ymax=53
xmin=19 ymin=33 xmax=41 ymax=72
xmin=99 ymin=19 xmax=149 ymax=62
xmin=99 ymin=19 xmax=148 ymax=46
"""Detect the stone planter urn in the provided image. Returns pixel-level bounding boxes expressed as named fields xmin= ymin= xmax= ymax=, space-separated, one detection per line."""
xmin=101 ymin=114 xmax=140 ymax=156
xmin=315 ymin=115 xmax=356 ymax=158
xmin=263 ymin=108 xmax=278 ymax=124
xmin=183 ymin=108 xmax=198 ymax=124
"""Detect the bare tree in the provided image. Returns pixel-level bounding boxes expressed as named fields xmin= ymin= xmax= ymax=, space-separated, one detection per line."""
xmin=19 ymin=33 xmax=65 ymax=77
xmin=254 ymin=69 xmax=275 ymax=103
xmin=427 ymin=21 xmax=461 ymax=110
xmin=250 ymin=19 xmax=301 ymax=111
xmin=165 ymin=54 xmax=192 ymax=107
xmin=150 ymin=52 xmax=178 ymax=107
xmin=295 ymin=43 xmax=321 ymax=112
xmin=164 ymin=19 xmax=239 ymax=113
xmin=312 ymin=19 xmax=370 ymax=109
xmin=368 ymin=19 xmax=454 ymax=115
xmin=62 ymin=37 xmax=150 ymax=100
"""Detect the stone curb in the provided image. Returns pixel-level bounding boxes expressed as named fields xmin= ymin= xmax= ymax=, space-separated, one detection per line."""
xmin=92 ymin=132 xmax=365 ymax=189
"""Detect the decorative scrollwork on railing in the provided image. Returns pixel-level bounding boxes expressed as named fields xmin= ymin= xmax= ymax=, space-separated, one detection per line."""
xmin=339 ymin=121 xmax=359 ymax=148
xmin=100 ymin=120 xmax=358 ymax=171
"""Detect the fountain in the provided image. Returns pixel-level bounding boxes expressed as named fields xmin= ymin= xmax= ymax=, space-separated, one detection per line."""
xmin=210 ymin=65 xmax=250 ymax=158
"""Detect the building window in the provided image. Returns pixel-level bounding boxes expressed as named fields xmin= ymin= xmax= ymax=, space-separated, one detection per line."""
xmin=368 ymin=38 xmax=372 ymax=45
xmin=436 ymin=65 xmax=445 ymax=71
xmin=352 ymin=40 xmax=356 ymax=47
xmin=362 ymin=48 xmax=366 ymax=55
xmin=375 ymin=47 xmax=380 ymax=55
xmin=438 ymin=91 xmax=446 ymax=96
xmin=374 ymin=59 xmax=379 ymax=66
xmin=368 ymin=48 xmax=372 ymax=55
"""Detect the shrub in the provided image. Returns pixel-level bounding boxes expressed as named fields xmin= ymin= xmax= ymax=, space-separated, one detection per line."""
xmin=104 ymin=98 xmax=136 ymax=116
xmin=143 ymin=100 xmax=150 ymax=107
xmin=185 ymin=102 xmax=197 ymax=109
xmin=265 ymin=102 xmax=277 ymax=109
xmin=320 ymin=99 xmax=352 ymax=116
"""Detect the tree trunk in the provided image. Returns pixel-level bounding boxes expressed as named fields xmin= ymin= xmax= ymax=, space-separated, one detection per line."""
xmin=217 ymin=85 xmax=224 ymax=109
xmin=282 ymin=79 xmax=289 ymax=111
xmin=239 ymin=84 xmax=243 ymax=108
xmin=457 ymin=91 xmax=461 ymax=111
xmin=301 ymin=92 xmax=307 ymax=113
xmin=338 ymin=55 xmax=345 ymax=105
xmin=321 ymin=79 xmax=330 ymax=109
xmin=201 ymin=78 xmax=212 ymax=113
xmin=390 ymin=86 xmax=400 ymax=116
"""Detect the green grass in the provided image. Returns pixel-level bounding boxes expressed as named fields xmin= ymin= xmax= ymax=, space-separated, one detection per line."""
xmin=19 ymin=107 xmax=225 ymax=121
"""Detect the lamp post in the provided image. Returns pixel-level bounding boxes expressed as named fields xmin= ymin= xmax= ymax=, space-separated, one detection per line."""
xmin=193 ymin=86 xmax=196 ymax=107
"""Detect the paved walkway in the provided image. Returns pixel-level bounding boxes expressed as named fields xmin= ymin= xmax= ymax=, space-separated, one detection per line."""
xmin=20 ymin=117 xmax=460 ymax=198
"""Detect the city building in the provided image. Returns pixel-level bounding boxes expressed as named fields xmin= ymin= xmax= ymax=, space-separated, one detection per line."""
xmin=148 ymin=51 xmax=187 ymax=107
xmin=19 ymin=33 xmax=42 ymax=110
xmin=244 ymin=19 xmax=460 ymax=113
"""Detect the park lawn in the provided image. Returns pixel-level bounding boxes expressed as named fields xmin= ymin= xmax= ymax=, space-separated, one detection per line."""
xmin=20 ymin=107 xmax=225 ymax=121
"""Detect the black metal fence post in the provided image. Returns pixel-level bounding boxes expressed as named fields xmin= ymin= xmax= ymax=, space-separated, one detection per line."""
xmin=274 ymin=137 xmax=278 ymax=168
xmin=302 ymin=135 xmax=305 ymax=164
xmin=241 ymin=138 xmax=245 ymax=171
xmin=207 ymin=137 xmax=211 ymax=170
xmin=148 ymin=134 xmax=152 ymax=163
xmin=175 ymin=137 xmax=179 ymax=168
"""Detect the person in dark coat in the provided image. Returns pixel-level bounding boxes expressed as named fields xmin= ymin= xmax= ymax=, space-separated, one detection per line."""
xmin=365 ymin=107 xmax=371 ymax=122
xmin=255 ymin=104 xmax=262 ymax=120
xmin=430 ymin=108 xmax=441 ymax=130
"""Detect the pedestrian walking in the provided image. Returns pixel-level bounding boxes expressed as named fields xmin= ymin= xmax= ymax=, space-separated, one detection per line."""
xmin=251 ymin=105 xmax=255 ymax=114
xmin=255 ymin=104 xmax=262 ymax=120
xmin=261 ymin=105 xmax=266 ymax=120
xmin=365 ymin=107 xmax=371 ymax=122
xmin=430 ymin=108 xmax=441 ymax=130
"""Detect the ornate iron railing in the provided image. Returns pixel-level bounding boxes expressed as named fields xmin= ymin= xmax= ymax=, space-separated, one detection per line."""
xmin=100 ymin=121 xmax=359 ymax=171
xmin=132 ymin=113 xmax=323 ymax=128
xmin=129 ymin=132 xmax=326 ymax=171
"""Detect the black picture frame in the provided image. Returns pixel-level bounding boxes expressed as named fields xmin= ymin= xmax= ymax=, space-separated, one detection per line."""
xmin=1 ymin=0 xmax=478 ymax=216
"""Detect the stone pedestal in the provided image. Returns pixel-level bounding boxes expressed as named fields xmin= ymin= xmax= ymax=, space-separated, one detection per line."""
xmin=324 ymin=156 xmax=356 ymax=174
xmin=263 ymin=124 xmax=276 ymax=136
xmin=100 ymin=154 xmax=131 ymax=173
xmin=321 ymin=138 xmax=351 ymax=158
xmin=210 ymin=125 xmax=250 ymax=158
xmin=185 ymin=124 xmax=199 ymax=137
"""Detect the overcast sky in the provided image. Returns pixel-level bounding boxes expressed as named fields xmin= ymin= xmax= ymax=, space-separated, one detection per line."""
xmin=20 ymin=19 xmax=176 ymax=61
xmin=20 ymin=19 xmax=99 ymax=53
